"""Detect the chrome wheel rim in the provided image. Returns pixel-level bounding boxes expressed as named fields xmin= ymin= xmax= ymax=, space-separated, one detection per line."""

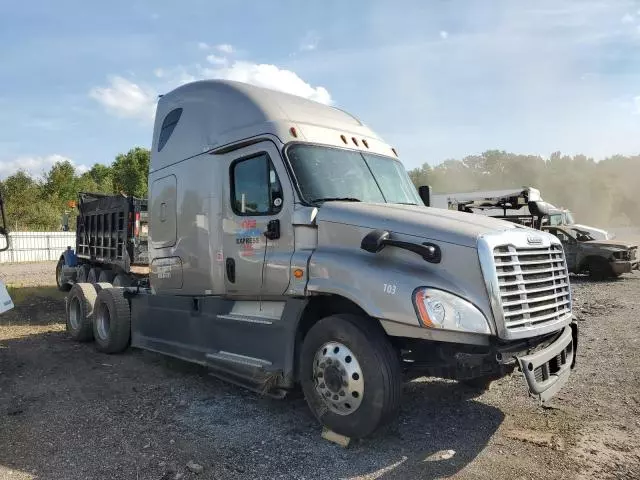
xmin=69 ymin=297 xmax=81 ymax=330
xmin=57 ymin=265 xmax=64 ymax=287
xmin=96 ymin=305 xmax=111 ymax=340
xmin=313 ymin=342 xmax=364 ymax=415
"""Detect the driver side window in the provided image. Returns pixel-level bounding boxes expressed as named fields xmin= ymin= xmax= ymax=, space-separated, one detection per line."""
xmin=231 ymin=153 xmax=283 ymax=216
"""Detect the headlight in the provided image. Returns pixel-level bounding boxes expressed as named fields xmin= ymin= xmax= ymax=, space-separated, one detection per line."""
xmin=413 ymin=288 xmax=491 ymax=335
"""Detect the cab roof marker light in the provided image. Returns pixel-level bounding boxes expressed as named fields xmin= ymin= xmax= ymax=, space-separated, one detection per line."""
xmin=340 ymin=134 xmax=348 ymax=144
xmin=392 ymin=147 xmax=398 ymax=157
xmin=289 ymin=127 xmax=298 ymax=138
xmin=362 ymin=139 xmax=369 ymax=148
xmin=352 ymin=137 xmax=359 ymax=146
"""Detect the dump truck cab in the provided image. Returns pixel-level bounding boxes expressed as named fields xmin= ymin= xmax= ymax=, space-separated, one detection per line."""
xmin=68 ymin=81 xmax=578 ymax=438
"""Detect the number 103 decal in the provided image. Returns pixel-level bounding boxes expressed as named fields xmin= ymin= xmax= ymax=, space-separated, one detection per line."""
xmin=383 ymin=283 xmax=397 ymax=295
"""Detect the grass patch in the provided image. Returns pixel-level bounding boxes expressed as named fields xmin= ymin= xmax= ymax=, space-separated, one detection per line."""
xmin=6 ymin=285 xmax=66 ymax=306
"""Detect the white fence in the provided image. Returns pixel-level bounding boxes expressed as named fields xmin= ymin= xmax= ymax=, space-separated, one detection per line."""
xmin=0 ymin=232 xmax=76 ymax=263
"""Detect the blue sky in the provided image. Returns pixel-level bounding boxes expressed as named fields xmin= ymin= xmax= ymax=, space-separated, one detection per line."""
xmin=1 ymin=0 xmax=639 ymax=179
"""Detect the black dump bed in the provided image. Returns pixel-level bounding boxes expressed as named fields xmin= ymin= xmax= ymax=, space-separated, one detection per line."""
xmin=75 ymin=192 xmax=149 ymax=272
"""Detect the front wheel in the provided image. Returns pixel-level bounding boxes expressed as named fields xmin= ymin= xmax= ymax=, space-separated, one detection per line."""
xmin=589 ymin=257 xmax=613 ymax=280
xmin=300 ymin=315 xmax=402 ymax=439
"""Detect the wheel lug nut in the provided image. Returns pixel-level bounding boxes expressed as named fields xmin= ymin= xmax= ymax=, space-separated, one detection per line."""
xmin=319 ymin=383 xmax=325 ymax=389
xmin=339 ymin=391 xmax=345 ymax=397
xmin=333 ymin=394 xmax=339 ymax=401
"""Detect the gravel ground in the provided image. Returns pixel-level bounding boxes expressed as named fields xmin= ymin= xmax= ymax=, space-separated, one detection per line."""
xmin=0 ymin=261 xmax=639 ymax=479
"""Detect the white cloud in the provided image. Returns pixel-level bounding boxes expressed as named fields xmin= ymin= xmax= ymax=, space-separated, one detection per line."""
xmin=89 ymin=76 xmax=157 ymax=122
xmin=198 ymin=42 xmax=210 ymax=50
xmin=154 ymin=68 xmax=165 ymax=78
xmin=439 ymin=30 xmax=449 ymax=39
xmin=216 ymin=43 xmax=234 ymax=54
xmin=621 ymin=13 xmax=635 ymax=24
xmin=634 ymin=96 xmax=640 ymax=114
xmin=0 ymin=154 xmax=88 ymax=180
xmin=200 ymin=61 xmax=332 ymax=104
xmin=299 ymin=31 xmax=320 ymax=52
xmin=206 ymin=54 xmax=227 ymax=65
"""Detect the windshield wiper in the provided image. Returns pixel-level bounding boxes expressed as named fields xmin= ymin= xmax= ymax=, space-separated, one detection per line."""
xmin=310 ymin=197 xmax=362 ymax=203
xmin=396 ymin=202 xmax=418 ymax=205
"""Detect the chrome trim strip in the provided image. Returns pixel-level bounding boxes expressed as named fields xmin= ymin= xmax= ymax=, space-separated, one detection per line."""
xmin=205 ymin=351 xmax=272 ymax=368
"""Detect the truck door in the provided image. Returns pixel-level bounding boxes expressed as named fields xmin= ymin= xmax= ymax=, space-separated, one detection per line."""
xmin=223 ymin=142 xmax=294 ymax=297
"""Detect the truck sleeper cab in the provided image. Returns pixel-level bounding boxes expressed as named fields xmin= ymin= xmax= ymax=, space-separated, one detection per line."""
xmin=66 ymin=80 xmax=578 ymax=439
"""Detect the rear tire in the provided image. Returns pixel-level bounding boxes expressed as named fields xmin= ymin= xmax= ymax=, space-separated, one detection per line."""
xmin=300 ymin=314 xmax=402 ymax=439
xmin=93 ymin=287 xmax=131 ymax=353
xmin=588 ymin=258 xmax=613 ymax=280
xmin=113 ymin=274 xmax=132 ymax=287
xmin=56 ymin=257 xmax=71 ymax=292
xmin=76 ymin=264 xmax=90 ymax=283
xmin=98 ymin=270 xmax=115 ymax=283
xmin=94 ymin=282 xmax=113 ymax=293
xmin=66 ymin=283 xmax=97 ymax=342
xmin=87 ymin=267 xmax=102 ymax=284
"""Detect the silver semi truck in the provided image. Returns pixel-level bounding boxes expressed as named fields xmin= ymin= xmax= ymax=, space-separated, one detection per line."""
xmin=66 ymin=80 xmax=578 ymax=438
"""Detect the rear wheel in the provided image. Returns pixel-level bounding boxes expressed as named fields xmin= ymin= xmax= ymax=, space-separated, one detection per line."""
xmin=98 ymin=270 xmax=115 ymax=283
xmin=66 ymin=283 xmax=97 ymax=342
xmin=94 ymin=282 xmax=112 ymax=293
xmin=93 ymin=287 xmax=131 ymax=353
xmin=113 ymin=274 xmax=132 ymax=287
xmin=87 ymin=267 xmax=102 ymax=284
xmin=589 ymin=257 xmax=613 ymax=280
xmin=76 ymin=264 xmax=90 ymax=283
xmin=56 ymin=257 xmax=71 ymax=292
xmin=300 ymin=315 xmax=402 ymax=439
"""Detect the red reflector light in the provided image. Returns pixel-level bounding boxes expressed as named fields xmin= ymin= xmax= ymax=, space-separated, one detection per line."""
xmin=290 ymin=127 xmax=298 ymax=138
xmin=340 ymin=135 xmax=348 ymax=144
xmin=135 ymin=212 xmax=140 ymax=237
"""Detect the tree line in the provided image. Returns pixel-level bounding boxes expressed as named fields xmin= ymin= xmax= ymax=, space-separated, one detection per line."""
xmin=408 ymin=151 xmax=640 ymax=228
xmin=1 ymin=147 xmax=638 ymax=231
xmin=0 ymin=147 xmax=149 ymax=231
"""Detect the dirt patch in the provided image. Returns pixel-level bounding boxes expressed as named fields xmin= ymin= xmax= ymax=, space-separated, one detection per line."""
xmin=1 ymin=266 xmax=640 ymax=479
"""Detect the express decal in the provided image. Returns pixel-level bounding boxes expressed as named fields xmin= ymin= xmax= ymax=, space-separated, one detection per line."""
xmin=235 ymin=219 xmax=262 ymax=256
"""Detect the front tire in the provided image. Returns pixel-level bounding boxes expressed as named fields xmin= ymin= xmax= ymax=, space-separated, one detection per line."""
xmin=300 ymin=315 xmax=402 ymax=439
xmin=87 ymin=267 xmax=102 ymax=284
xmin=589 ymin=257 xmax=613 ymax=280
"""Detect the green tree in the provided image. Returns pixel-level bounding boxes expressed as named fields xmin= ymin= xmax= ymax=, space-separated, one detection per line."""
xmin=112 ymin=147 xmax=150 ymax=197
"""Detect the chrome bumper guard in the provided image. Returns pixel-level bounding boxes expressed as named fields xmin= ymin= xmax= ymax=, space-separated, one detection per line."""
xmin=516 ymin=322 xmax=578 ymax=402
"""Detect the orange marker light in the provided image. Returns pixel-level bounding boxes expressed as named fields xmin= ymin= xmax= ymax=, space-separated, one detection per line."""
xmin=294 ymin=268 xmax=304 ymax=279
xmin=290 ymin=127 xmax=298 ymax=138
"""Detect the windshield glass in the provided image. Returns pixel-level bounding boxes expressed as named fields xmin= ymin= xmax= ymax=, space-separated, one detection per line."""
xmin=548 ymin=213 xmax=563 ymax=226
xmin=569 ymin=228 xmax=594 ymax=241
xmin=564 ymin=211 xmax=575 ymax=224
xmin=286 ymin=144 xmax=421 ymax=205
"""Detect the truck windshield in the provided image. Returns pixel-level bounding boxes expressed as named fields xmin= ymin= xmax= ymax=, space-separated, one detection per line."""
xmin=286 ymin=144 xmax=421 ymax=205
xmin=548 ymin=214 xmax=563 ymax=226
xmin=564 ymin=211 xmax=575 ymax=224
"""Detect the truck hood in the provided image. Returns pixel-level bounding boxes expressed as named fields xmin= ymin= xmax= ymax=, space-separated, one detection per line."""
xmin=582 ymin=239 xmax=636 ymax=250
xmin=315 ymin=202 xmax=520 ymax=248
xmin=572 ymin=223 xmax=612 ymax=240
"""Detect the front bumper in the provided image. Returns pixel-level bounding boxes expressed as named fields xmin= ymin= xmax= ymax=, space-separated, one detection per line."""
xmin=612 ymin=260 xmax=637 ymax=275
xmin=516 ymin=322 xmax=578 ymax=402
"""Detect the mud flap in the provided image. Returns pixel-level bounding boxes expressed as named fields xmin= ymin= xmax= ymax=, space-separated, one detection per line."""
xmin=516 ymin=325 xmax=576 ymax=402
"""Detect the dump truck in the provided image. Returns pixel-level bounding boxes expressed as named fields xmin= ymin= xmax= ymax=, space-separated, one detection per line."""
xmin=56 ymin=192 xmax=149 ymax=290
xmin=65 ymin=80 xmax=578 ymax=438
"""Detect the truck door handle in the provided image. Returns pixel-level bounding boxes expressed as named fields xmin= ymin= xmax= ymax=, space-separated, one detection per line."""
xmin=264 ymin=219 xmax=280 ymax=240
xmin=226 ymin=258 xmax=235 ymax=283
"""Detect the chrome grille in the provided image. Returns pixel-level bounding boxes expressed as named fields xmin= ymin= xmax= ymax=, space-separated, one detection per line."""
xmin=493 ymin=244 xmax=571 ymax=331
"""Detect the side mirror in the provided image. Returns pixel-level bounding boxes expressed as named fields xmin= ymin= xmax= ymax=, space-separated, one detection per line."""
xmin=418 ymin=185 xmax=432 ymax=207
